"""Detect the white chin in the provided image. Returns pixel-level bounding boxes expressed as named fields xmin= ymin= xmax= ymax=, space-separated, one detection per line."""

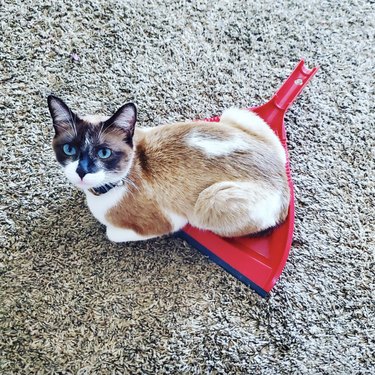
xmin=75 ymin=180 xmax=92 ymax=190
xmin=81 ymin=171 xmax=106 ymax=188
xmin=72 ymin=179 xmax=104 ymax=190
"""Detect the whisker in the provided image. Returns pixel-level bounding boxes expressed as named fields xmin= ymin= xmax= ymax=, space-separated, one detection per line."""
xmin=98 ymin=121 xmax=106 ymax=141
xmin=103 ymin=121 xmax=115 ymax=130
xmin=67 ymin=109 xmax=78 ymax=137
xmin=101 ymin=172 xmax=140 ymax=194
xmin=123 ymin=176 xmax=139 ymax=192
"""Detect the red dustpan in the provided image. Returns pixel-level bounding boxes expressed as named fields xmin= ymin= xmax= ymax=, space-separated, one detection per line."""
xmin=178 ymin=60 xmax=318 ymax=296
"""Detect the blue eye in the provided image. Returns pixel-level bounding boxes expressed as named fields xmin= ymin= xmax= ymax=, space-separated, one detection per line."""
xmin=63 ymin=144 xmax=76 ymax=156
xmin=97 ymin=148 xmax=112 ymax=159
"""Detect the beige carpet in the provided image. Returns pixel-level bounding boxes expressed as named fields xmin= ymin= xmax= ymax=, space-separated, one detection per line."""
xmin=1 ymin=0 xmax=374 ymax=373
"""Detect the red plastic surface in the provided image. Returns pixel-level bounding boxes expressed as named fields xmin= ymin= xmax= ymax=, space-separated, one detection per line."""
xmin=181 ymin=60 xmax=318 ymax=294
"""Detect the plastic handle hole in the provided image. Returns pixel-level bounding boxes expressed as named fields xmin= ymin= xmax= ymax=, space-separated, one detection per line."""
xmin=294 ymin=78 xmax=303 ymax=86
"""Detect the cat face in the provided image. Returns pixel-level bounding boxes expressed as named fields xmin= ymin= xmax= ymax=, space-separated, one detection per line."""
xmin=48 ymin=96 xmax=137 ymax=190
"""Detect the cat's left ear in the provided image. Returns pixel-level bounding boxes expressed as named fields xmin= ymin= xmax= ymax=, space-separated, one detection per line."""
xmin=104 ymin=103 xmax=137 ymax=140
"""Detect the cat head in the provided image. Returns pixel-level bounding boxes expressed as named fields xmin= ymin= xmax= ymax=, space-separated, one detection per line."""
xmin=47 ymin=95 xmax=137 ymax=190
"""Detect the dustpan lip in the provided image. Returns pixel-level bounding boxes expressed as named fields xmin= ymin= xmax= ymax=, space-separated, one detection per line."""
xmin=177 ymin=230 xmax=269 ymax=298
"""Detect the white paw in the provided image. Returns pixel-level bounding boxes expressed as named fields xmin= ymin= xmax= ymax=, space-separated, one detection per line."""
xmin=106 ymin=226 xmax=155 ymax=243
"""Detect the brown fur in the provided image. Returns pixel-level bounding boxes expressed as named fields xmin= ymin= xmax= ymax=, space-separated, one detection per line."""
xmin=107 ymin=171 xmax=173 ymax=236
xmin=106 ymin=118 xmax=290 ymax=237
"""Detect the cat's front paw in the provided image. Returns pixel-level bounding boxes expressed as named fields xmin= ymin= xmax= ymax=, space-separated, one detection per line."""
xmin=106 ymin=226 xmax=126 ymax=243
xmin=106 ymin=226 xmax=155 ymax=243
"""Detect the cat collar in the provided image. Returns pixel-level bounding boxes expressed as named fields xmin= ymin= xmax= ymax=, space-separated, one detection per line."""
xmin=88 ymin=179 xmax=125 ymax=196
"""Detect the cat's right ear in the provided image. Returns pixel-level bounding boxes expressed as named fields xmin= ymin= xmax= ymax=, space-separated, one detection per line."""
xmin=47 ymin=95 xmax=77 ymax=134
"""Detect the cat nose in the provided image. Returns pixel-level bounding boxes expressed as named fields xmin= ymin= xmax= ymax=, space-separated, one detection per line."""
xmin=76 ymin=151 xmax=98 ymax=180
xmin=76 ymin=166 xmax=88 ymax=179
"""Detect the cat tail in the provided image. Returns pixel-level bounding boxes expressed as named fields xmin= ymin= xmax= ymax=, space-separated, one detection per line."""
xmin=220 ymin=108 xmax=286 ymax=163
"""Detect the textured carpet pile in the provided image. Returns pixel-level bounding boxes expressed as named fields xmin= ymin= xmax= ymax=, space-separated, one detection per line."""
xmin=1 ymin=0 xmax=374 ymax=373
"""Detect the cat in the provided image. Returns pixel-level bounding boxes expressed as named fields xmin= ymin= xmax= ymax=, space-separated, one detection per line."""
xmin=47 ymin=96 xmax=290 ymax=242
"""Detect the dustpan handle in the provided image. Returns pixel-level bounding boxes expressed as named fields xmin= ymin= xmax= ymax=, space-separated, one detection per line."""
xmin=272 ymin=60 xmax=318 ymax=111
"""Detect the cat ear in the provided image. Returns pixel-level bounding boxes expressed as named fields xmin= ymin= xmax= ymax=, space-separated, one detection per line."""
xmin=104 ymin=103 xmax=137 ymax=139
xmin=47 ymin=95 xmax=77 ymax=131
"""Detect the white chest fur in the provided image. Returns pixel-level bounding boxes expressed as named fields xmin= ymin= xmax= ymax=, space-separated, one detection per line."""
xmin=85 ymin=187 xmax=126 ymax=226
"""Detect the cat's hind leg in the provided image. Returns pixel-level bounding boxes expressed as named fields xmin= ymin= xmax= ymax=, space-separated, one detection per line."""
xmin=220 ymin=108 xmax=286 ymax=163
xmin=192 ymin=181 xmax=287 ymax=237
